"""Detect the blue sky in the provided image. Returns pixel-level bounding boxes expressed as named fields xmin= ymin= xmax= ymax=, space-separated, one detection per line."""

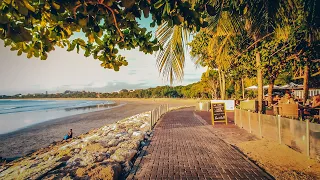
xmin=0 ymin=18 xmax=205 ymax=95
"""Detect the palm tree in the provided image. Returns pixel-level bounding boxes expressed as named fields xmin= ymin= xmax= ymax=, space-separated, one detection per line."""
xmin=156 ymin=0 xmax=243 ymax=100
xmin=156 ymin=0 xmax=318 ymax=107
xmin=155 ymin=22 xmax=189 ymax=84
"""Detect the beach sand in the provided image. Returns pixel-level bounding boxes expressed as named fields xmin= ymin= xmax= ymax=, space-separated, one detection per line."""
xmin=0 ymin=98 xmax=197 ymax=158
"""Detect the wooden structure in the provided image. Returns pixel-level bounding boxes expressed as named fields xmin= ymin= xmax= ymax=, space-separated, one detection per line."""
xmin=211 ymin=102 xmax=227 ymax=125
xmin=293 ymin=88 xmax=320 ymax=99
xmin=240 ymin=100 xmax=258 ymax=112
xmin=278 ymin=104 xmax=299 ymax=118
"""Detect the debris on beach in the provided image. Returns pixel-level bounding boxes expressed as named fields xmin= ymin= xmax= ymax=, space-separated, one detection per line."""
xmin=0 ymin=112 xmax=152 ymax=180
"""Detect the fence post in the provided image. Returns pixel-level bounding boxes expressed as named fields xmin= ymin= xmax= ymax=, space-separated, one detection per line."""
xmin=248 ymin=111 xmax=252 ymax=133
xmin=258 ymin=112 xmax=262 ymax=138
xmin=152 ymin=110 xmax=155 ymax=129
xmin=278 ymin=115 xmax=281 ymax=144
xmin=306 ymin=119 xmax=310 ymax=158
xmin=234 ymin=109 xmax=237 ymax=125
xmin=240 ymin=109 xmax=243 ymax=128
xmin=156 ymin=109 xmax=158 ymax=123
xmin=150 ymin=110 xmax=152 ymax=130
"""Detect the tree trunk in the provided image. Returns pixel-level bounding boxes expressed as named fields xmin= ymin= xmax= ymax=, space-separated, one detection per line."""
xmin=221 ymin=71 xmax=226 ymax=100
xmin=218 ymin=69 xmax=223 ymax=99
xmin=241 ymin=77 xmax=245 ymax=99
xmin=267 ymin=80 xmax=274 ymax=107
xmin=256 ymin=52 xmax=263 ymax=113
xmin=303 ymin=64 xmax=309 ymax=104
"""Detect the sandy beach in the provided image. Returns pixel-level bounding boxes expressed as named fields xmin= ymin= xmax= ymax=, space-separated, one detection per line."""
xmin=0 ymin=98 xmax=197 ymax=158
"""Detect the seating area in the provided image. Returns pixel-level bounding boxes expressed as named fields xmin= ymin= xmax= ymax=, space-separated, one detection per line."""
xmin=278 ymin=103 xmax=299 ymax=118
xmin=239 ymin=96 xmax=319 ymax=123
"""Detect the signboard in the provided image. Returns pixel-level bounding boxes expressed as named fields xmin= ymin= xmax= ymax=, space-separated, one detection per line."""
xmin=211 ymin=100 xmax=235 ymax=111
xmin=211 ymin=102 xmax=227 ymax=125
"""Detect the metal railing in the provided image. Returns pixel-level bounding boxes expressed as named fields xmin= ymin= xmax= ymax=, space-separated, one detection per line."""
xmin=235 ymin=108 xmax=320 ymax=159
xmin=150 ymin=104 xmax=169 ymax=130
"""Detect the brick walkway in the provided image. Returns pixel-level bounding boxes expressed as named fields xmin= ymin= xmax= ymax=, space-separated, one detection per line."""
xmin=132 ymin=108 xmax=272 ymax=179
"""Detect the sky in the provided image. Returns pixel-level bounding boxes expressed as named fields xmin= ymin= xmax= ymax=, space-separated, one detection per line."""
xmin=0 ymin=18 xmax=205 ymax=95
xmin=0 ymin=42 xmax=205 ymax=95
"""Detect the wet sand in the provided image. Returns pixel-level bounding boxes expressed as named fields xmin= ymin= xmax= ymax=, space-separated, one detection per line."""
xmin=0 ymin=99 xmax=197 ymax=158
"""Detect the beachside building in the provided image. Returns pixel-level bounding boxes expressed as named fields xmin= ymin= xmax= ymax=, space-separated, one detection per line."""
xmin=293 ymin=88 xmax=320 ymax=99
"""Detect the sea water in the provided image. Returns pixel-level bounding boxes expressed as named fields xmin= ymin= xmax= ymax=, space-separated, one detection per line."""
xmin=0 ymin=99 xmax=115 ymax=134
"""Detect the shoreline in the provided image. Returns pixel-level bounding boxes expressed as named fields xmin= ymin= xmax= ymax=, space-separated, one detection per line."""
xmin=0 ymin=102 xmax=125 ymax=136
xmin=0 ymin=110 xmax=155 ymax=179
xmin=0 ymin=99 xmax=197 ymax=158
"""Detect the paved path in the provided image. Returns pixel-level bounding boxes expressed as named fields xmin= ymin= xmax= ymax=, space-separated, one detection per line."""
xmin=132 ymin=108 xmax=272 ymax=179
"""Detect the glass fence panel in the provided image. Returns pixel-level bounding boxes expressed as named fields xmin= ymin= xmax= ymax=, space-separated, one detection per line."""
xmin=261 ymin=114 xmax=278 ymax=141
xmin=242 ymin=110 xmax=250 ymax=131
xmin=250 ymin=112 xmax=260 ymax=136
xmin=310 ymin=122 xmax=320 ymax=159
xmin=235 ymin=109 xmax=240 ymax=125
xmin=280 ymin=117 xmax=307 ymax=155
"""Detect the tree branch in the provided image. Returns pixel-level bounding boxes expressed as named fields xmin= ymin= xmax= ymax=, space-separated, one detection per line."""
xmin=73 ymin=0 xmax=124 ymax=41
xmin=100 ymin=3 xmax=124 ymax=41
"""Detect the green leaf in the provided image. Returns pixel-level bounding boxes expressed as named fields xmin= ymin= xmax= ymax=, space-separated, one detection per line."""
xmin=123 ymin=29 xmax=129 ymax=35
xmin=34 ymin=50 xmax=39 ymax=57
xmin=17 ymin=49 xmax=22 ymax=56
xmin=122 ymin=0 xmax=135 ymax=9
xmin=173 ymin=16 xmax=181 ymax=25
xmin=94 ymin=35 xmax=103 ymax=45
xmin=142 ymin=7 xmax=150 ymax=18
xmin=154 ymin=0 xmax=165 ymax=9
xmin=27 ymin=52 xmax=32 ymax=58
xmin=123 ymin=61 xmax=128 ymax=66
xmin=52 ymin=2 xmax=60 ymax=10
xmin=23 ymin=0 xmax=35 ymax=12
xmin=113 ymin=65 xmax=119 ymax=71
xmin=67 ymin=43 xmax=76 ymax=51
xmin=152 ymin=46 xmax=159 ymax=51
xmin=150 ymin=21 xmax=156 ymax=27
xmin=168 ymin=19 xmax=173 ymax=27
xmin=3 ymin=0 xmax=11 ymax=4
xmin=18 ymin=4 xmax=29 ymax=16
xmin=243 ymin=6 xmax=248 ymax=14
xmin=78 ymin=18 xmax=87 ymax=27
xmin=0 ymin=15 xmax=9 ymax=24
xmin=41 ymin=53 xmax=47 ymax=60
xmin=206 ymin=5 xmax=217 ymax=16
xmin=165 ymin=2 xmax=170 ymax=14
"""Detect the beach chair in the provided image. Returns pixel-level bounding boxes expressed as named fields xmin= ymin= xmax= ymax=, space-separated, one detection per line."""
xmin=279 ymin=104 xmax=299 ymax=118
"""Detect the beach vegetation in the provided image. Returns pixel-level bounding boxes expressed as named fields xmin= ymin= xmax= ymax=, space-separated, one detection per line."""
xmin=0 ymin=0 xmax=319 ymax=107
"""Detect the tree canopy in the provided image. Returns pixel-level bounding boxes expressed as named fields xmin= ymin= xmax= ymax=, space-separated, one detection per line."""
xmin=0 ymin=0 xmax=212 ymax=70
xmin=1 ymin=0 xmax=319 ymax=108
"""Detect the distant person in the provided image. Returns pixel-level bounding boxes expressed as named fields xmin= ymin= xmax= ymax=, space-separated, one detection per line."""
xmin=63 ymin=129 xmax=73 ymax=140
xmin=304 ymin=95 xmax=320 ymax=117
xmin=281 ymin=91 xmax=295 ymax=104
xmin=273 ymin=95 xmax=281 ymax=101
xmin=311 ymin=94 xmax=320 ymax=108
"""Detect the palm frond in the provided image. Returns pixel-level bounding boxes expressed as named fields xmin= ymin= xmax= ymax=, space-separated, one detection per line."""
xmin=156 ymin=22 xmax=189 ymax=84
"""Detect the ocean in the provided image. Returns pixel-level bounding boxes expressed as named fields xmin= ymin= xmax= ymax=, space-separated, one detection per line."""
xmin=0 ymin=99 xmax=116 ymax=134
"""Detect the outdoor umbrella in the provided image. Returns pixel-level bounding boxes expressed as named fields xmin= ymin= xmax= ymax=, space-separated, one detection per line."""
xmin=280 ymin=82 xmax=303 ymax=89
xmin=263 ymin=85 xmax=281 ymax=89
xmin=245 ymin=85 xmax=258 ymax=90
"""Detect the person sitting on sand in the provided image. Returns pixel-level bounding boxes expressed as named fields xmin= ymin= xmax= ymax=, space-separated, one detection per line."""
xmin=63 ymin=129 xmax=73 ymax=140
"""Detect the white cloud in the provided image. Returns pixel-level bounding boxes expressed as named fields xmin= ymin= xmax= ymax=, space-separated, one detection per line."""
xmin=0 ymin=41 xmax=205 ymax=95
